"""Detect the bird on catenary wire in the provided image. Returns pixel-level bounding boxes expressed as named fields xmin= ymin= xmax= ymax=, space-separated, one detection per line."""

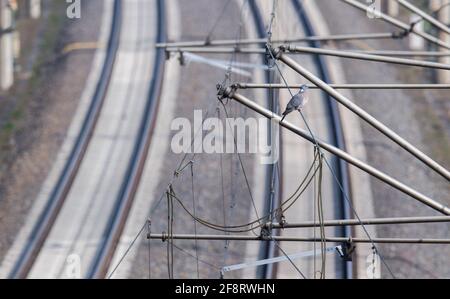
xmin=280 ymin=84 xmax=309 ymax=123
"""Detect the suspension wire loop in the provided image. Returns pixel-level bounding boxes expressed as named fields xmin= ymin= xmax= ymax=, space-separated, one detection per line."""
xmin=165 ymin=154 xmax=320 ymax=235
xmin=340 ymin=0 xmax=450 ymax=50
xmin=190 ymin=162 xmax=200 ymax=279
xmin=396 ymin=0 xmax=450 ymax=35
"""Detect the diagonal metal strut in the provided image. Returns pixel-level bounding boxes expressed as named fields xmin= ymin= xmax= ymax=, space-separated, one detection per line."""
xmin=270 ymin=46 xmax=450 ymax=182
xmin=216 ymin=85 xmax=450 ymax=215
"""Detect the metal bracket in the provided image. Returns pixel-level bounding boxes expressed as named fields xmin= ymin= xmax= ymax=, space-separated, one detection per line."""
xmin=336 ymin=239 xmax=356 ymax=262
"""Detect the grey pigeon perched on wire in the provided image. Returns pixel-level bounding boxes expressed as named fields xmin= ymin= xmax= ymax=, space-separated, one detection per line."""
xmin=280 ymin=84 xmax=309 ymax=122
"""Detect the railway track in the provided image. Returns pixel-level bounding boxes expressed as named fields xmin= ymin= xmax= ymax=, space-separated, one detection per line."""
xmin=89 ymin=0 xmax=166 ymax=279
xmin=8 ymin=0 xmax=166 ymax=279
xmin=9 ymin=0 xmax=122 ymax=279
xmin=249 ymin=0 xmax=352 ymax=279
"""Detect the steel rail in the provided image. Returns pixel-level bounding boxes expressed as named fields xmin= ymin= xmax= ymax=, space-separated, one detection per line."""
xmin=89 ymin=0 xmax=167 ymax=279
xmin=284 ymin=45 xmax=450 ymax=70
xmin=9 ymin=0 xmax=123 ymax=279
xmin=234 ymin=83 xmax=450 ymax=90
xmin=272 ymin=47 xmax=450 ymax=181
xmin=396 ymin=0 xmax=450 ymax=35
xmin=217 ymin=86 xmax=450 ymax=215
xmin=292 ymin=0 xmax=352 ymax=279
xmin=265 ymin=216 xmax=450 ymax=229
xmin=340 ymin=0 xmax=450 ymax=50
xmin=149 ymin=233 xmax=450 ymax=244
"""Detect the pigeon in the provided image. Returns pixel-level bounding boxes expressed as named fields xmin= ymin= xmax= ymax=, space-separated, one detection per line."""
xmin=280 ymin=85 xmax=309 ymax=122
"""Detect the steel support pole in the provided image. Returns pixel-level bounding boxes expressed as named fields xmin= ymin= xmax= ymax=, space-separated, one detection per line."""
xmin=285 ymin=45 xmax=450 ymax=70
xmin=265 ymin=216 xmax=450 ymax=229
xmin=166 ymin=46 xmax=450 ymax=59
xmin=216 ymin=86 xmax=450 ymax=215
xmin=349 ymin=50 xmax=450 ymax=57
xmin=341 ymin=0 xmax=450 ymax=50
xmin=156 ymin=32 xmax=396 ymax=48
xmin=234 ymin=83 xmax=450 ymax=90
xmin=396 ymin=0 xmax=450 ymax=35
xmin=272 ymin=47 xmax=450 ymax=182
xmin=165 ymin=47 xmax=265 ymax=54
xmin=149 ymin=233 xmax=450 ymax=244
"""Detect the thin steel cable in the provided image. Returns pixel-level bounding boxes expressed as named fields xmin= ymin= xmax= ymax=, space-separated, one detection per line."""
xmin=190 ymin=162 xmax=200 ymax=279
xmin=317 ymin=152 xmax=326 ymax=279
xmin=220 ymin=102 xmax=261 ymax=224
xmin=105 ymin=1 xmax=254 ymax=279
xmin=169 ymin=240 xmax=220 ymax=271
xmin=147 ymin=219 xmax=152 ymax=279
xmin=107 ymin=221 xmax=147 ymax=279
xmin=218 ymin=107 xmax=229 ymax=267
xmin=205 ymin=0 xmax=233 ymax=44
xmin=273 ymin=240 xmax=307 ymax=279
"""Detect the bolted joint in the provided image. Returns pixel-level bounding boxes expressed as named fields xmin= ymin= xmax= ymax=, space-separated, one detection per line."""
xmin=216 ymin=84 xmax=236 ymax=101
xmin=271 ymin=45 xmax=286 ymax=59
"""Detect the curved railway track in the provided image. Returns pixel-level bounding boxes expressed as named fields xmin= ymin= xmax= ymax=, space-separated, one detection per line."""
xmin=10 ymin=0 xmax=122 ymax=279
xmin=249 ymin=0 xmax=352 ymax=279
xmin=89 ymin=0 xmax=166 ymax=279
xmin=9 ymin=0 xmax=166 ymax=279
